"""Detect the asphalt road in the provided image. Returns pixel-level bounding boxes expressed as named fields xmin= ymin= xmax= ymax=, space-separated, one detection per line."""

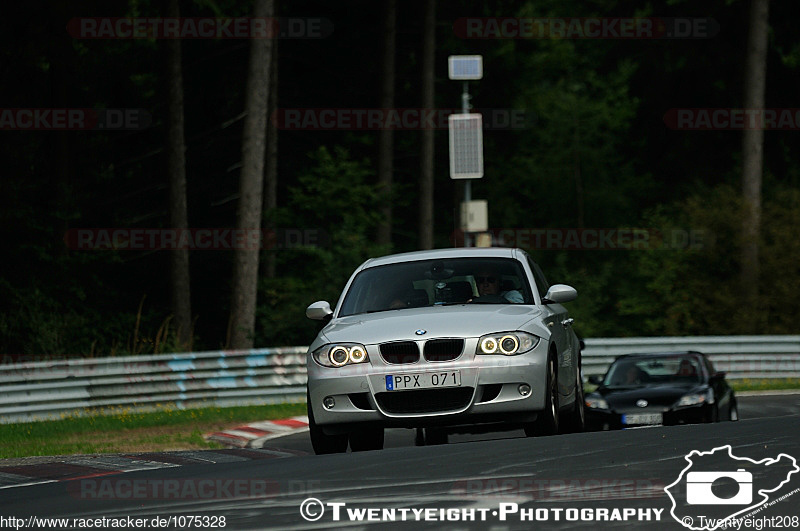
xmin=266 ymin=391 xmax=800 ymax=454
xmin=1 ymin=394 xmax=798 ymax=530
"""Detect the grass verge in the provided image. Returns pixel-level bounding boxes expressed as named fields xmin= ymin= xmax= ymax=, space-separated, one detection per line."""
xmin=729 ymin=378 xmax=800 ymax=392
xmin=0 ymin=403 xmax=307 ymax=460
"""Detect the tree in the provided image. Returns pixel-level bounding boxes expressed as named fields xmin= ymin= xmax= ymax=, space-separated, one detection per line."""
xmin=376 ymin=0 xmax=396 ymax=246
xmin=741 ymin=0 xmax=770 ymax=322
xmin=229 ymin=0 xmax=275 ymax=349
xmin=265 ymin=26 xmax=279 ymax=279
xmin=419 ymin=0 xmax=436 ymax=249
xmin=164 ymin=0 xmax=192 ymax=350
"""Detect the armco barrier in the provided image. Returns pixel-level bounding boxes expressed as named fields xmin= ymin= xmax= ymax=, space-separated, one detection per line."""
xmin=1 ymin=336 xmax=798 ymax=423
xmin=0 ymin=347 xmax=307 ymax=424
xmin=581 ymin=335 xmax=800 ymax=379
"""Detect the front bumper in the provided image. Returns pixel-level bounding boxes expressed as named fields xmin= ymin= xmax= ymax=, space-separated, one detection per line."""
xmin=585 ymin=403 xmax=713 ymax=430
xmin=307 ymin=336 xmax=550 ymax=432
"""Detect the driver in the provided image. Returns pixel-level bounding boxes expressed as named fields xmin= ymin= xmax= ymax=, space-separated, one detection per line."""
xmin=474 ymin=270 xmax=523 ymax=303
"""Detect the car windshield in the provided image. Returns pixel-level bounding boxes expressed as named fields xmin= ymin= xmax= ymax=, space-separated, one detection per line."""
xmin=338 ymin=257 xmax=534 ymax=317
xmin=603 ymin=356 xmax=703 ymax=387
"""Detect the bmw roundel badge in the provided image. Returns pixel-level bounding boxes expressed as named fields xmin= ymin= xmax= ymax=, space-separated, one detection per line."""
xmin=415 ymin=329 xmax=426 ymax=335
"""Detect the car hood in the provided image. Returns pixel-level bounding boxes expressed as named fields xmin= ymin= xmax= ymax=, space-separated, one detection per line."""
xmin=596 ymin=384 xmax=707 ymax=410
xmin=320 ymin=305 xmax=543 ymax=345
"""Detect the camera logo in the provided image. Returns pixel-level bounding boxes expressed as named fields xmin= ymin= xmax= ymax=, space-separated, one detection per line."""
xmin=665 ymin=445 xmax=799 ymax=530
xmin=686 ymin=469 xmax=752 ymax=505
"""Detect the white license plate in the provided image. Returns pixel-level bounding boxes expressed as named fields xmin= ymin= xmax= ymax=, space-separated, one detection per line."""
xmin=385 ymin=371 xmax=461 ymax=391
xmin=622 ymin=413 xmax=663 ymax=426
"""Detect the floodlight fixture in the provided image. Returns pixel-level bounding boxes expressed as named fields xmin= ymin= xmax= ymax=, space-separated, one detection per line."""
xmin=448 ymin=55 xmax=483 ymax=80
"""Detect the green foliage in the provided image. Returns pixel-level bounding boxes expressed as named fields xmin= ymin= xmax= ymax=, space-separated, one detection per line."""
xmin=612 ymin=184 xmax=800 ymax=336
xmin=255 ymin=146 xmax=390 ymax=346
xmin=2 ymin=0 xmax=800 ymax=357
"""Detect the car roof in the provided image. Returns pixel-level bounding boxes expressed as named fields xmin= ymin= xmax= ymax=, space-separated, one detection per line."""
xmin=613 ymin=351 xmax=705 ymax=361
xmin=360 ymin=247 xmax=521 ymax=269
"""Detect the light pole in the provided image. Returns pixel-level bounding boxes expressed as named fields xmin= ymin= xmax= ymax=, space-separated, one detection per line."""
xmin=447 ymin=55 xmax=485 ymax=247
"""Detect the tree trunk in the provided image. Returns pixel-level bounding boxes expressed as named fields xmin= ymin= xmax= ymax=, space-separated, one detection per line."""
xmin=376 ymin=0 xmax=396 ymax=246
xmin=47 ymin=13 xmax=71 ymax=261
xmin=265 ymin=29 xmax=279 ymax=278
xmin=229 ymin=0 xmax=274 ymax=349
xmin=419 ymin=0 xmax=435 ymax=250
xmin=164 ymin=0 xmax=192 ymax=350
xmin=741 ymin=0 xmax=769 ymax=317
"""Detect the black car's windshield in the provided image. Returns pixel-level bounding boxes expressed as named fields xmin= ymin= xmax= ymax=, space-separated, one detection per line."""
xmin=603 ymin=356 xmax=703 ymax=388
xmin=338 ymin=257 xmax=534 ymax=317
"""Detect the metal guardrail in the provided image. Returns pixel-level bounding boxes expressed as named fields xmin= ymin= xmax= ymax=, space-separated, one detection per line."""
xmin=581 ymin=335 xmax=800 ymax=379
xmin=0 ymin=347 xmax=307 ymax=424
xmin=1 ymin=336 xmax=798 ymax=423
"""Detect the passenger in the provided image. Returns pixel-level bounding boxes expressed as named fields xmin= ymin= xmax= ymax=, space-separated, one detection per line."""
xmin=625 ymin=365 xmax=641 ymax=384
xmin=676 ymin=359 xmax=698 ymax=379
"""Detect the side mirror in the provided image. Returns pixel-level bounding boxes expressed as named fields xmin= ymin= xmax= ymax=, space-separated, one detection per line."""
xmin=588 ymin=375 xmax=604 ymax=386
xmin=710 ymin=371 xmax=727 ymax=381
xmin=306 ymin=301 xmax=333 ymax=321
xmin=543 ymin=284 xmax=578 ymax=304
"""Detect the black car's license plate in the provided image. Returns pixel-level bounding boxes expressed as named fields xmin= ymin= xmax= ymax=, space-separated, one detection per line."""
xmin=622 ymin=413 xmax=662 ymax=425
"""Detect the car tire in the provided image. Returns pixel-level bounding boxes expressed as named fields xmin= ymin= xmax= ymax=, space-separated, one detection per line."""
xmin=349 ymin=426 xmax=385 ymax=452
xmin=729 ymin=401 xmax=739 ymax=421
xmin=424 ymin=427 xmax=448 ymax=445
xmin=562 ymin=367 xmax=585 ymax=433
xmin=524 ymin=354 xmax=559 ymax=437
xmin=307 ymin=392 xmax=348 ymax=455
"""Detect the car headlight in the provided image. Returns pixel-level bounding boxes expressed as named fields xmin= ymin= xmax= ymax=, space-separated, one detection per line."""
xmin=476 ymin=332 xmax=539 ymax=355
xmin=313 ymin=343 xmax=370 ymax=367
xmin=584 ymin=396 xmax=609 ymax=410
xmin=676 ymin=389 xmax=714 ymax=407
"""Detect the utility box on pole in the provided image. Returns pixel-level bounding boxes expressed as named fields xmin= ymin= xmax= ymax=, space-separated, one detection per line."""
xmin=460 ymin=200 xmax=488 ymax=232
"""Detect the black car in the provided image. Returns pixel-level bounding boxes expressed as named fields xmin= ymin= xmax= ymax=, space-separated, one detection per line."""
xmin=584 ymin=351 xmax=738 ymax=430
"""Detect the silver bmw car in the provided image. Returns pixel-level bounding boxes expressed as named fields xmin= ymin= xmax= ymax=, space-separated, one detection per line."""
xmin=304 ymin=247 xmax=584 ymax=454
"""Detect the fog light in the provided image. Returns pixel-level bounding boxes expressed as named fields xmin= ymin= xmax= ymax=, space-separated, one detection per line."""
xmin=323 ymin=396 xmax=336 ymax=409
xmin=518 ymin=384 xmax=531 ymax=397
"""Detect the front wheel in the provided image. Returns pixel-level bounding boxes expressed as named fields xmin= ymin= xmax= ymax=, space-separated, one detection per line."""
xmin=562 ymin=368 xmax=585 ymax=433
xmin=707 ymin=404 xmax=720 ymax=423
xmin=728 ymin=401 xmax=739 ymax=421
xmin=307 ymin=393 xmax=348 ymax=455
xmin=524 ymin=355 xmax=559 ymax=437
